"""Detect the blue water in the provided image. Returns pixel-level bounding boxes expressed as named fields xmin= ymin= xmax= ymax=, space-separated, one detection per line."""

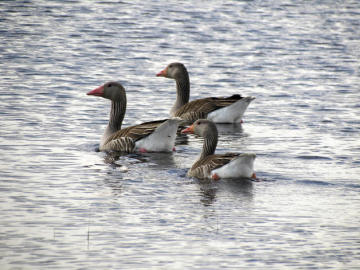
xmin=0 ymin=1 xmax=359 ymax=269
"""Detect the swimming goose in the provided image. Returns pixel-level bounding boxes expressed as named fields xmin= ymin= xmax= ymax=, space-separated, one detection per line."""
xmin=181 ymin=119 xmax=256 ymax=180
xmin=157 ymin=62 xmax=255 ymax=124
xmin=87 ymin=82 xmax=180 ymax=153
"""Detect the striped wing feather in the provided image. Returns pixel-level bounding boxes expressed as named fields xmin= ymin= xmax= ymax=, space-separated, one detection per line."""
xmin=189 ymin=153 xmax=240 ymax=179
xmin=104 ymin=119 xmax=168 ymax=151
xmin=175 ymin=95 xmax=242 ymax=123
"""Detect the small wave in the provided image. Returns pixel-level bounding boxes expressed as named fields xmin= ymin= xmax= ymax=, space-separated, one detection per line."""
xmin=340 ymin=127 xmax=359 ymax=133
xmin=296 ymin=155 xmax=332 ymax=160
xmin=296 ymin=179 xmax=334 ymax=186
xmin=270 ymin=93 xmax=292 ymax=98
xmin=344 ymin=183 xmax=360 ymax=189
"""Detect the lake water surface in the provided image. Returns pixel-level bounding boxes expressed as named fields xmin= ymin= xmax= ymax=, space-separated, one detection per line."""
xmin=0 ymin=0 xmax=359 ymax=269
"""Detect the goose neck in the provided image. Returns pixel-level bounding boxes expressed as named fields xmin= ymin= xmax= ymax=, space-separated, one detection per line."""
xmin=171 ymin=74 xmax=190 ymax=115
xmin=108 ymin=100 xmax=126 ymax=133
xmin=201 ymin=133 xmax=218 ymax=159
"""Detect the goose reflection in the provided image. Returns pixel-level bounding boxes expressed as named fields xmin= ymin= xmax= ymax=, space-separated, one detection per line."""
xmin=198 ymin=179 xmax=217 ymax=206
xmin=101 ymin=151 xmax=177 ymax=197
xmin=175 ymin=132 xmax=189 ymax=145
xmin=198 ymin=177 xmax=254 ymax=207
xmin=104 ymin=151 xmax=175 ymax=170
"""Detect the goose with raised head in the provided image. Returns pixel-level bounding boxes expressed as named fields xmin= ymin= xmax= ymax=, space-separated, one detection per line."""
xmin=157 ymin=62 xmax=255 ymax=124
xmin=181 ymin=119 xmax=256 ymax=180
xmin=87 ymin=82 xmax=180 ymax=153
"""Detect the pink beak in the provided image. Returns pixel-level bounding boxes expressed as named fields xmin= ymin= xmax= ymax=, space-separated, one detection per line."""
xmin=87 ymin=85 xmax=104 ymax=96
xmin=156 ymin=68 xmax=167 ymax=77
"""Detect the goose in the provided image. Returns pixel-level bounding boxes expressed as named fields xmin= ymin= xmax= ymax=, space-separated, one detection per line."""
xmin=87 ymin=82 xmax=180 ymax=153
xmin=181 ymin=119 xmax=256 ymax=180
xmin=156 ymin=62 xmax=255 ymax=124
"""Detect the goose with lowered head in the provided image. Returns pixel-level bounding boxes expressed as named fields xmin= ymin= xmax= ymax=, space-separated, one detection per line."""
xmin=87 ymin=82 xmax=180 ymax=153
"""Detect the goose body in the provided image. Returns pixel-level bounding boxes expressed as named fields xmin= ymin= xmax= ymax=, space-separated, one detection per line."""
xmin=181 ymin=119 xmax=256 ymax=180
xmin=157 ymin=62 xmax=255 ymax=124
xmin=87 ymin=82 xmax=180 ymax=153
xmin=210 ymin=153 xmax=256 ymax=179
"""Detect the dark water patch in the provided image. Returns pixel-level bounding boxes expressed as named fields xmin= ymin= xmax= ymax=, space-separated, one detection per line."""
xmin=159 ymin=42 xmax=171 ymax=49
xmin=215 ymin=78 xmax=237 ymax=83
xmin=293 ymin=103 xmax=310 ymax=108
xmin=68 ymin=33 xmax=82 ymax=38
xmin=321 ymin=119 xmax=333 ymax=123
xmin=255 ymin=171 xmax=286 ymax=182
xmin=315 ymin=107 xmax=340 ymax=112
xmin=246 ymin=65 xmax=264 ymax=71
xmin=129 ymin=56 xmax=151 ymax=61
xmin=344 ymin=183 xmax=360 ymax=189
xmin=352 ymin=158 xmax=360 ymax=166
xmin=207 ymin=64 xmax=229 ymax=69
xmin=295 ymin=179 xmax=334 ymax=187
xmin=340 ymin=127 xmax=359 ymax=133
xmin=296 ymin=155 xmax=332 ymax=160
xmin=270 ymin=94 xmax=292 ymax=98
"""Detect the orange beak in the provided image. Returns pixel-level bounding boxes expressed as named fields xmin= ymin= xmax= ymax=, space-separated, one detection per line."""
xmin=156 ymin=67 xmax=167 ymax=77
xmin=181 ymin=124 xmax=194 ymax=134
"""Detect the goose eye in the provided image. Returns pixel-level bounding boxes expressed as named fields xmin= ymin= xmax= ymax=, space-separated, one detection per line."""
xmin=108 ymin=83 xmax=112 ymax=87
xmin=169 ymin=64 xmax=173 ymax=68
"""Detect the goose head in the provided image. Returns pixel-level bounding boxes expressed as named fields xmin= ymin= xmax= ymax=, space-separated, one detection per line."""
xmin=181 ymin=119 xmax=218 ymax=139
xmin=87 ymin=82 xmax=126 ymax=102
xmin=156 ymin=62 xmax=188 ymax=80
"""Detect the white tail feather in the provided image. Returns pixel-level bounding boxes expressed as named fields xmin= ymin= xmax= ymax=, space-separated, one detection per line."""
xmin=207 ymin=96 xmax=255 ymax=123
xmin=211 ymin=153 xmax=256 ymax=178
xmin=135 ymin=117 xmax=181 ymax=152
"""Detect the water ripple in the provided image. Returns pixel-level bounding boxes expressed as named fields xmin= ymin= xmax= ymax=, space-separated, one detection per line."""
xmin=0 ymin=0 xmax=359 ymax=269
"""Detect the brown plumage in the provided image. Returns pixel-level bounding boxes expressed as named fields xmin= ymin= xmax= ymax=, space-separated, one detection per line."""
xmin=157 ymin=62 xmax=255 ymax=124
xmin=102 ymin=119 xmax=168 ymax=152
xmin=189 ymin=153 xmax=242 ymax=179
xmin=181 ymin=119 xmax=256 ymax=179
xmin=174 ymin=95 xmax=242 ymax=123
xmin=87 ymin=82 xmax=179 ymax=153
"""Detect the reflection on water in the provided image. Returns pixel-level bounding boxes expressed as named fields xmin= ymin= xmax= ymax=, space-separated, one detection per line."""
xmin=199 ymin=181 xmax=218 ymax=206
xmin=175 ymin=132 xmax=189 ymax=145
xmin=104 ymin=151 xmax=176 ymax=169
xmin=1 ymin=0 xmax=360 ymax=269
xmin=198 ymin=178 xmax=253 ymax=207
xmin=102 ymin=174 xmax=124 ymax=197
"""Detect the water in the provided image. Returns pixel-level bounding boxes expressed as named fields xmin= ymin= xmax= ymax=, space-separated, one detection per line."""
xmin=1 ymin=0 xmax=359 ymax=269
